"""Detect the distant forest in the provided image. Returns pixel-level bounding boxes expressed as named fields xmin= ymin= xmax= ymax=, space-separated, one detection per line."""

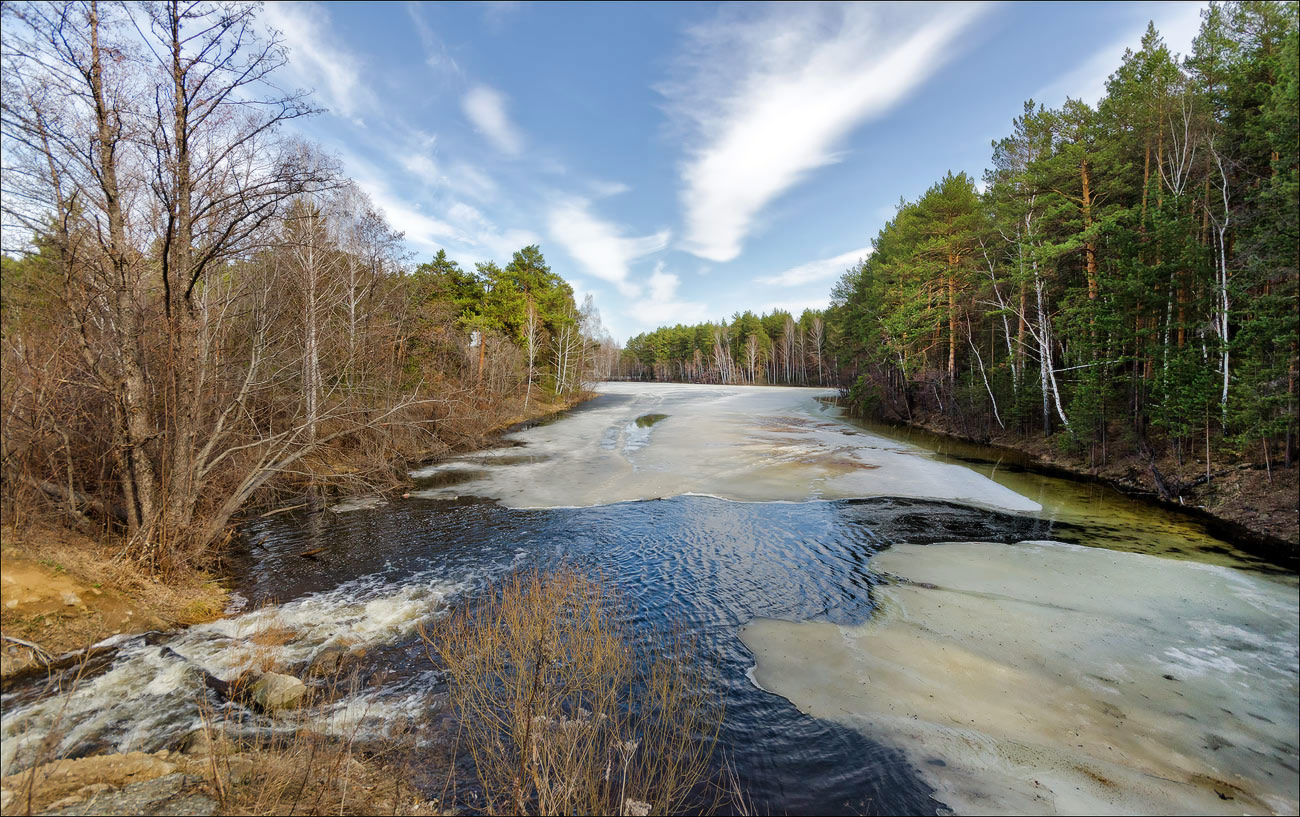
xmin=622 ymin=3 xmax=1298 ymax=467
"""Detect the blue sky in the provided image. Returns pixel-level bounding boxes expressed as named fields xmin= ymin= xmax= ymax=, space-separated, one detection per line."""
xmin=263 ymin=1 xmax=1209 ymax=342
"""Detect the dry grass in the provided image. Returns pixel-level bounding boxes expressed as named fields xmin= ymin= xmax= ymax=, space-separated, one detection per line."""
xmin=1 ymin=523 xmax=227 ymax=626
xmin=422 ymin=566 xmax=722 ymax=816
xmin=1 ymin=524 xmax=227 ymax=674
xmin=188 ymin=651 xmax=442 ymax=816
xmin=196 ymin=700 xmax=421 ymax=814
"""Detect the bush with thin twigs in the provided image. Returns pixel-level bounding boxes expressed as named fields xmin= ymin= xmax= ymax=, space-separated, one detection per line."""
xmin=422 ymin=566 xmax=721 ymax=816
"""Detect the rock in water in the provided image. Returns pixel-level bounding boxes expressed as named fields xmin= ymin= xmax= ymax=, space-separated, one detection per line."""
xmin=307 ymin=646 xmax=347 ymax=677
xmin=248 ymin=672 xmax=306 ymax=712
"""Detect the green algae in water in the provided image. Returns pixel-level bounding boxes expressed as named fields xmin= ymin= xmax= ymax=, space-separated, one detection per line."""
xmin=635 ymin=413 xmax=668 ymax=427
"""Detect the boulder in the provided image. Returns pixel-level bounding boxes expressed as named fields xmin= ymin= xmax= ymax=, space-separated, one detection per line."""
xmin=248 ymin=671 xmax=306 ymax=713
xmin=175 ymin=728 xmax=212 ymax=757
xmin=0 ymin=750 xmax=176 ymax=814
xmin=307 ymin=646 xmax=347 ymax=677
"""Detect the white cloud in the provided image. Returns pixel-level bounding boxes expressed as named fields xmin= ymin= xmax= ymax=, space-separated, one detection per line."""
xmin=547 ymin=199 xmax=670 ymax=296
xmin=481 ymin=1 xmax=525 ymax=31
xmin=350 ymin=164 xmax=534 ymax=260
xmin=446 ymin=201 xmax=538 ymax=258
xmin=462 ymin=85 xmax=524 ymax=156
xmin=1034 ymin=2 xmax=1208 ymax=107
xmin=757 ymin=297 xmax=831 ymax=317
xmin=661 ymin=3 xmax=985 ymax=262
xmin=399 ymin=151 xmax=499 ymax=201
xmin=359 ymin=180 xmax=459 ymax=253
xmin=590 ymin=180 xmax=632 ymax=198
xmin=406 ymin=3 xmax=463 ymax=78
xmin=263 ymin=3 xmax=369 ymax=120
xmin=633 ymin=262 xmax=711 ymax=326
xmin=449 ymin=161 xmax=499 ymax=199
xmin=758 ymin=246 xmax=872 ymax=287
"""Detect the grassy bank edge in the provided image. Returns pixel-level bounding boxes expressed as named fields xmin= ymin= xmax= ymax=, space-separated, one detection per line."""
xmin=0 ymin=389 xmax=597 ymax=679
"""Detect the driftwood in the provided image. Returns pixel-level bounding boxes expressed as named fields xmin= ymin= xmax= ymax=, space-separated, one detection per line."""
xmin=0 ymin=637 xmax=122 ymax=691
xmin=1147 ymin=460 xmax=1177 ymax=502
xmin=2 ymin=634 xmax=54 ymax=664
xmin=1144 ymin=450 xmax=1253 ymax=501
xmin=259 ymin=502 xmax=310 ymax=519
xmin=23 ymin=475 xmax=128 ymax=523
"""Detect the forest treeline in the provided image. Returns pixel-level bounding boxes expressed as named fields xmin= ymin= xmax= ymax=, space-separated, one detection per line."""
xmin=630 ymin=3 xmax=1298 ymax=471
xmin=622 ymin=308 xmax=831 ymax=386
xmin=0 ymin=2 xmax=615 ymax=572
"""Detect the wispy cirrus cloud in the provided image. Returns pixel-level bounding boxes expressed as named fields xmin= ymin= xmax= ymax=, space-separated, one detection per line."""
xmin=758 ymin=246 xmax=873 ymax=287
xmin=660 ymin=3 xmax=986 ymax=262
xmin=262 ymin=3 xmax=370 ymax=121
xmin=462 ymin=85 xmax=524 ymax=156
xmin=481 ymin=1 xmax=525 ymax=31
xmin=547 ymin=198 xmax=670 ymax=297
xmin=399 ymin=148 xmax=499 ymax=202
xmin=344 ymin=147 xmax=533 ymax=262
xmin=406 ymin=3 xmax=464 ymax=79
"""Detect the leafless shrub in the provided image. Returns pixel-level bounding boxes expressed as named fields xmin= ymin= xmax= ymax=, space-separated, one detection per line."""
xmin=193 ymin=661 xmax=433 ymax=816
xmin=423 ymin=566 xmax=720 ymax=816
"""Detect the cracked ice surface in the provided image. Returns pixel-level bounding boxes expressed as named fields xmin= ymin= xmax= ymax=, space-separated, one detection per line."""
xmin=410 ymin=382 xmax=1040 ymax=513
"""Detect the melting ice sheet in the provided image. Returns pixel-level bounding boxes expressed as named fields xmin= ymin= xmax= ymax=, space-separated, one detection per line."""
xmin=411 ymin=383 xmax=1040 ymax=513
xmin=740 ymin=540 xmax=1300 ymax=815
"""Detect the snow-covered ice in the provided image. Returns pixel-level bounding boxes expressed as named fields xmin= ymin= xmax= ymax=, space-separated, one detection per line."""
xmin=741 ymin=540 xmax=1300 ymax=815
xmin=410 ymin=382 xmax=1041 ymax=513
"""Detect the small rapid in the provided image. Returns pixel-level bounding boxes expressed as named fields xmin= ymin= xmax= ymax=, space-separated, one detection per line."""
xmin=3 ymin=384 xmax=1295 ymax=815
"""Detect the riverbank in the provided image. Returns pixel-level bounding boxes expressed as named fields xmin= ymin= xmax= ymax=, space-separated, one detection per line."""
xmin=2 ymin=389 xmax=594 ymax=680
xmin=859 ymin=409 xmax=1299 ymax=555
xmin=0 ymin=389 xmax=592 ymax=815
xmin=1 ymin=526 xmax=228 ymax=680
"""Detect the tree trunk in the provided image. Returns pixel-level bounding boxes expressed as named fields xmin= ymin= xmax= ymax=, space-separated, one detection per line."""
xmin=1081 ymin=158 xmax=1098 ymax=303
xmin=947 ymin=264 xmax=957 ymax=383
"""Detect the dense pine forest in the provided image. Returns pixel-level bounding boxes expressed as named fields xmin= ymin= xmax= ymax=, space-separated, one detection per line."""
xmin=0 ymin=2 xmax=616 ymax=571
xmin=626 ymin=3 xmax=1299 ymax=483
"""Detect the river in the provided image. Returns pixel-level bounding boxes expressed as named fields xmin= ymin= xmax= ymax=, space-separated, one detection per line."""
xmin=2 ymin=382 xmax=1296 ymax=814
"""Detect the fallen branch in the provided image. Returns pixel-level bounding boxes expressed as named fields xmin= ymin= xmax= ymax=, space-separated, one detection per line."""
xmin=259 ymin=502 xmax=309 ymax=518
xmin=1 ymin=634 xmax=54 ymax=664
xmin=22 ymin=475 xmax=127 ymax=523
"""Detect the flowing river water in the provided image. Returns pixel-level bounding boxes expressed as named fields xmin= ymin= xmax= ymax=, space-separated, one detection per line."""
xmin=2 ymin=383 xmax=1297 ymax=814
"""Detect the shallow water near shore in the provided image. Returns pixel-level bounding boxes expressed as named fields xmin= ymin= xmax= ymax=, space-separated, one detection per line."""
xmin=2 ymin=383 xmax=1295 ymax=814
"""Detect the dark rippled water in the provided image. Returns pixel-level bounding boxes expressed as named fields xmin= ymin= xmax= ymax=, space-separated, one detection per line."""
xmin=230 ymin=494 xmax=1081 ymax=815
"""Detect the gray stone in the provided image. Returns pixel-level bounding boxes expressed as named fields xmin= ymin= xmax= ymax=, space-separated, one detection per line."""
xmin=248 ymin=671 xmax=306 ymax=713
xmin=39 ymin=773 xmax=217 ymax=816
xmin=307 ymin=646 xmax=346 ymax=677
